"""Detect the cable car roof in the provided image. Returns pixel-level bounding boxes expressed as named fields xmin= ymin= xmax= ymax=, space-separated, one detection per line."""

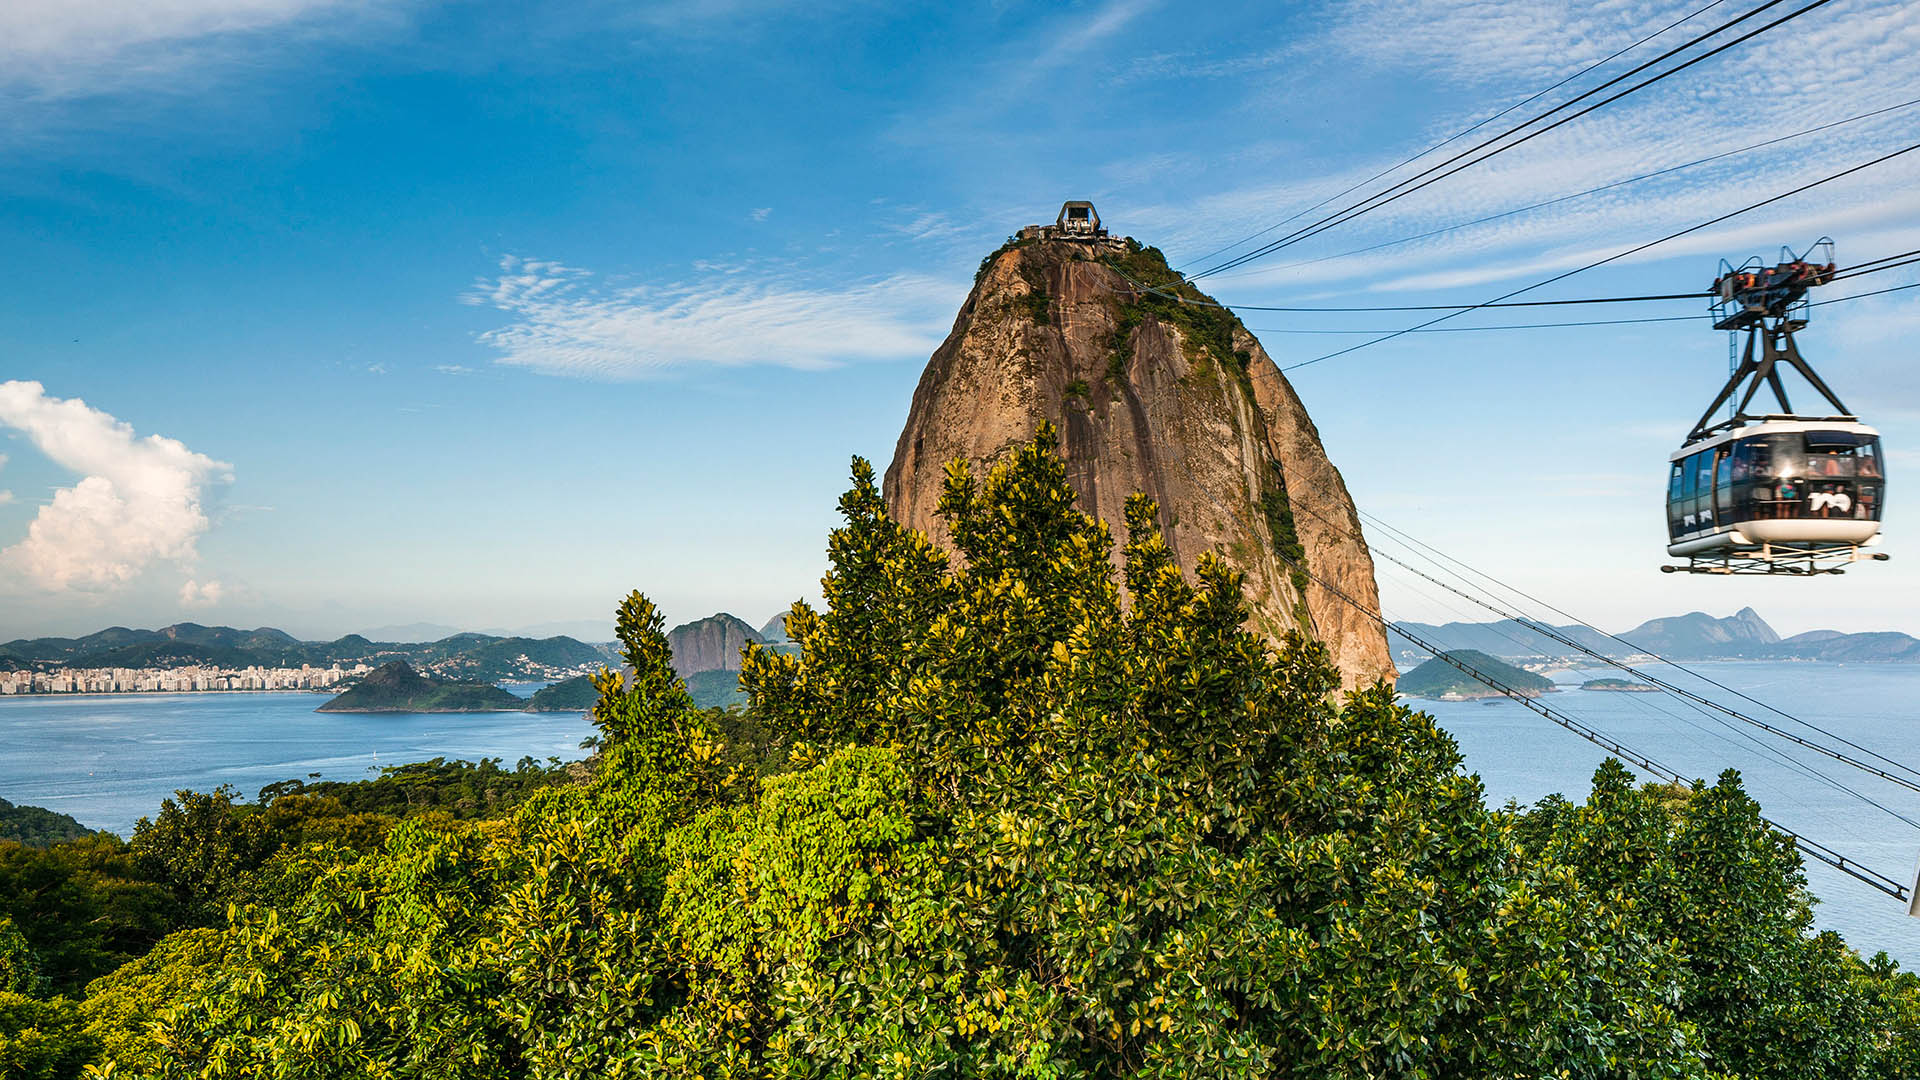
xmin=1670 ymin=417 xmax=1878 ymax=461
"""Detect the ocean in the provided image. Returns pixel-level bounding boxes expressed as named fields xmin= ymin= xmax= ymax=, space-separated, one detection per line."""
xmin=0 ymin=684 xmax=595 ymax=837
xmin=1419 ymin=660 xmax=1920 ymax=965
xmin=3 ymin=661 xmax=1918 ymax=963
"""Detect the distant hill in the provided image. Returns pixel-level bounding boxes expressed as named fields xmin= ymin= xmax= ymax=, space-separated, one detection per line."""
xmin=0 ymin=623 xmax=615 ymax=682
xmin=0 ymin=796 xmax=96 ymax=847
xmin=759 ymin=613 xmax=790 ymax=644
xmin=525 ymin=675 xmax=600 ymax=713
xmin=1616 ymin=606 xmax=1778 ymax=655
xmin=666 ymin=614 xmax=765 ymax=678
xmin=685 ymin=669 xmax=747 ymax=709
xmin=1392 ymin=608 xmax=1919 ymax=665
xmin=316 ymin=661 xmax=528 ymax=713
xmin=1398 ymin=650 xmax=1555 ymax=700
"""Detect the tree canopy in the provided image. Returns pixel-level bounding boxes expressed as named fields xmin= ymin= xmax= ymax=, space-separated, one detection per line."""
xmin=10 ymin=428 xmax=1918 ymax=1078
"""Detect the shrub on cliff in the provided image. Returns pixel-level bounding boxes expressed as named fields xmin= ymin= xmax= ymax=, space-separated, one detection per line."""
xmin=77 ymin=429 xmax=1920 ymax=1078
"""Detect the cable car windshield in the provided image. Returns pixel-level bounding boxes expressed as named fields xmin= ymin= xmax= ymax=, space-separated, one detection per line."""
xmin=1669 ymin=430 xmax=1884 ymax=541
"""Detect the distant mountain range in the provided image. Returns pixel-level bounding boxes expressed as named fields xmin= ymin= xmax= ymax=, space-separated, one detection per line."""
xmin=1390 ymin=607 xmax=1920 ymax=666
xmin=0 ymin=622 xmax=618 ymax=683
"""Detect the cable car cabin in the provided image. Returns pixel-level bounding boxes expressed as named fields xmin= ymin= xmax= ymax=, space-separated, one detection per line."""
xmin=1663 ymin=238 xmax=1890 ymax=575
xmin=1668 ymin=420 xmax=1885 ymax=558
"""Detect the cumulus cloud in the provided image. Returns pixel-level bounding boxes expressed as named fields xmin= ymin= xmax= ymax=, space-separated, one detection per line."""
xmin=179 ymin=578 xmax=225 ymax=607
xmin=464 ymin=255 xmax=961 ymax=379
xmin=0 ymin=381 xmax=232 ymax=593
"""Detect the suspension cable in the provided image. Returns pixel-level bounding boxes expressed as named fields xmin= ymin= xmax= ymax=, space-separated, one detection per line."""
xmin=1280 ymin=140 xmax=1920 ymax=370
xmin=1201 ymin=97 xmax=1920 ymax=285
xmin=1191 ymin=0 xmax=1839 ymax=281
xmin=1173 ymin=0 xmax=1737 ymax=272
xmin=1355 ymin=509 xmax=1920 ymax=787
xmin=1291 ymin=548 xmax=1911 ymax=900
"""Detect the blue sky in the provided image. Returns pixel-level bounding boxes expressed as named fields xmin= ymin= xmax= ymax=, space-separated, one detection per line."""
xmin=1 ymin=0 xmax=1917 ymax=642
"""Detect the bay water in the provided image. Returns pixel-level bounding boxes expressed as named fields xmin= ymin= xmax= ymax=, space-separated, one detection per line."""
xmin=3 ymin=661 xmax=1918 ymax=963
xmin=1421 ymin=660 xmax=1920 ymax=965
xmin=0 ymin=685 xmax=595 ymax=837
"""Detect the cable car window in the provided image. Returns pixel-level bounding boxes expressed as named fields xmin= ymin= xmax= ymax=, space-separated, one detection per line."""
xmin=1692 ymin=452 xmax=1717 ymax=526
xmin=1858 ymin=438 xmax=1883 ymax=479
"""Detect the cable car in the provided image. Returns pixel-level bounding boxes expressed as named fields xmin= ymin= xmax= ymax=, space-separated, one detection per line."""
xmin=1662 ymin=239 xmax=1890 ymax=575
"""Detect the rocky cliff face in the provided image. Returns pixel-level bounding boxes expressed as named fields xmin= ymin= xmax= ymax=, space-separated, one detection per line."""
xmin=666 ymin=614 xmax=765 ymax=678
xmin=882 ymin=234 xmax=1394 ymax=689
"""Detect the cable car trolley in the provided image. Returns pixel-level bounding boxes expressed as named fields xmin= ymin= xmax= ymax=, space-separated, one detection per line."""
xmin=1663 ymin=238 xmax=1889 ymax=575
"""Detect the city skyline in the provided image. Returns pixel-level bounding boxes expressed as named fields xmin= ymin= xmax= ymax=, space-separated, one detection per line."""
xmin=2 ymin=0 xmax=1917 ymax=640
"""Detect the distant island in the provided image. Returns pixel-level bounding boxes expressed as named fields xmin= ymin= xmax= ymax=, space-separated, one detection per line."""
xmin=1398 ymin=650 xmax=1556 ymax=701
xmin=317 ymin=661 xmax=528 ymax=713
xmin=0 ymin=795 xmax=96 ymax=847
xmin=524 ymin=674 xmax=598 ymax=712
xmin=1581 ymin=678 xmax=1662 ymax=693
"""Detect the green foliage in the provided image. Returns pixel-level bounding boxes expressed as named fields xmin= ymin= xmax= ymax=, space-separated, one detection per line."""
xmin=1017 ymin=260 xmax=1052 ymax=325
xmin=0 ymin=798 xmax=96 ymax=849
xmin=0 ymin=916 xmax=44 ymax=996
xmin=55 ymin=429 xmax=1920 ymax=1078
xmin=0 ymin=992 xmax=95 ymax=1080
xmin=684 ymin=668 xmax=746 ymax=708
xmin=77 ymin=928 xmax=223 ymax=1067
xmin=257 ymin=756 xmax=571 ymax=819
xmin=525 ymin=674 xmax=600 ymax=712
xmin=1064 ymin=378 xmax=1090 ymax=401
xmin=1254 ymin=476 xmax=1310 ymax=597
xmin=130 ymin=788 xmax=276 ymax=921
xmin=1103 ymin=245 xmax=1252 ymax=393
xmin=0 ymin=837 xmax=176 ymax=998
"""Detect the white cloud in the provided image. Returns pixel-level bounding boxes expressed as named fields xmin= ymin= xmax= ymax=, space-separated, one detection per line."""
xmin=0 ymin=381 xmax=232 ymax=593
xmin=180 ymin=578 xmax=225 ymax=607
xmin=465 ymin=255 xmax=961 ymax=379
xmin=0 ymin=0 xmax=412 ymax=103
xmin=749 ymin=207 xmax=772 ymax=222
xmin=435 ymin=364 xmax=476 ymax=376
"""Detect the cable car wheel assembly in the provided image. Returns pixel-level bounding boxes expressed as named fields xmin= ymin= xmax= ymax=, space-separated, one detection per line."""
xmin=1662 ymin=239 xmax=1889 ymax=576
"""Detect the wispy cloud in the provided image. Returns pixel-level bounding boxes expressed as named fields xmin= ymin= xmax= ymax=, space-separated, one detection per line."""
xmin=0 ymin=381 xmax=233 ymax=593
xmin=0 ymin=0 xmax=414 ymax=103
xmin=464 ymin=255 xmax=962 ymax=380
xmin=1126 ymin=0 xmax=1920 ymax=303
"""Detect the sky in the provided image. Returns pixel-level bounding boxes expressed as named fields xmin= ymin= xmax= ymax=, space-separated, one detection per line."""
xmin=1 ymin=0 xmax=1917 ymax=643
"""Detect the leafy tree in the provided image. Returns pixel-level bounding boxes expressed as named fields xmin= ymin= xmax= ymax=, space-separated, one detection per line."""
xmin=71 ymin=427 xmax=1920 ymax=1078
xmin=0 ymin=838 xmax=176 ymax=997
xmin=0 ymin=992 xmax=95 ymax=1079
